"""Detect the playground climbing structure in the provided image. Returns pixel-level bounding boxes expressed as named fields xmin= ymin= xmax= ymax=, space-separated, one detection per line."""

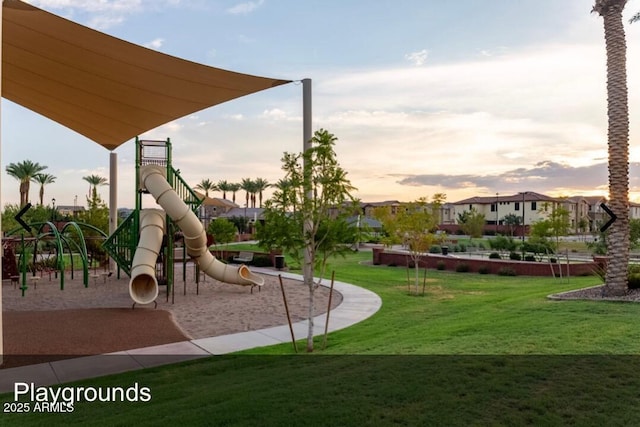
xmin=103 ymin=138 xmax=263 ymax=306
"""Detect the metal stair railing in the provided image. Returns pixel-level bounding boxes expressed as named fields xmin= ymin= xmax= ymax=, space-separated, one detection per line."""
xmin=102 ymin=210 xmax=139 ymax=276
xmin=171 ymin=166 xmax=202 ymax=212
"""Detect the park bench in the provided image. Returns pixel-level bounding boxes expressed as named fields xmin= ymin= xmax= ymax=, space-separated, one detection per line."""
xmin=233 ymin=251 xmax=254 ymax=264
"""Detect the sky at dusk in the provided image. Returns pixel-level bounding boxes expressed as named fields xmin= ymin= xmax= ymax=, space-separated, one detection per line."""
xmin=2 ymin=0 xmax=640 ymax=209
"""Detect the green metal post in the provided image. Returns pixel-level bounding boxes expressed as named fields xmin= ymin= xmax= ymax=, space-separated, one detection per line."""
xmin=19 ymin=235 xmax=27 ymax=296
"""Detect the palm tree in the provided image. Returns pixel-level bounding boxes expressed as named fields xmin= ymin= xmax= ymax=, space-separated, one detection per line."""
xmin=32 ymin=173 xmax=57 ymax=206
xmin=253 ymin=178 xmax=271 ymax=208
xmin=240 ymin=178 xmax=255 ymax=208
xmin=6 ymin=160 xmax=48 ymax=207
xmin=593 ymin=0 xmax=630 ymax=296
xmin=229 ymin=182 xmax=241 ymax=204
xmin=195 ymin=178 xmax=217 ymax=199
xmin=217 ymin=180 xmax=233 ymax=200
xmin=83 ymin=174 xmax=108 ymax=200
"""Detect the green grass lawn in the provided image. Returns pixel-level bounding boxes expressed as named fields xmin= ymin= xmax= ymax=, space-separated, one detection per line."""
xmin=5 ymin=251 xmax=640 ymax=425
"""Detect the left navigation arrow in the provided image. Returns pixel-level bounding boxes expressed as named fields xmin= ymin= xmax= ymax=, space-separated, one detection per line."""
xmin=15 ymin=203 xmax=32 ymax=232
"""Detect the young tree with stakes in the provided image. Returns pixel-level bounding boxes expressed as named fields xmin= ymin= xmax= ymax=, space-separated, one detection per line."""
xmin=258 ymin=129 xmax=356 ymax=352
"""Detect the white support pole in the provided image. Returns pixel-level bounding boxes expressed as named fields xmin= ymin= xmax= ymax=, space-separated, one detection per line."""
xmin=109 ymin=151 xmax=118 ymax=272
xmin=302 ymin=78 xmax=313 ymax=348
xmin=1 ymin=0 xmax=5 ymax=366
xmin=303 ymin=79 xmax=312 ymax=152
xmin=302 ymin=78 xmax=312 ymax=261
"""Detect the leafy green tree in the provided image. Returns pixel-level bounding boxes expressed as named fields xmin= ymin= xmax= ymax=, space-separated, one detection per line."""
xmin=372 ymin=205 xmax=401 ymax=248
xmin=2 ymin=203 xmax=50 ymax=234
xmin=577 ymin=217 xmax=590 ymax=238
xmin=6 ymin=160 xmax=48 ymax=207
xmin=528 ymin=204 xmax=571 ymax=252
xmin=207 ymin=218 xmax=237 ymax=256
xmin=545 ymin=204 xmax=571 ymax=250
xmin=527 ymin=218 xmax=558 ymax=260
xmin=33 ymin=173 xmax=56 ymax=206
xmin=79 ymin=191 xmax=109 ymax=262
xmin=458 ymin=208 xmax=485 ymax=239
xmin=207 ymin=218 xmax=237 ymax=244
xmin=501 ymin=213 xmax=521 ymax=237
xmin=489 ymin=234 xmax=519 ymax=254
xmin=630 ymin=218 xmax=640 ymax=247
xmin=257 ymin=128 xmax=356 ymax=352
xmin=522 ymin=237 xmax=555 ymax=261
xmin=592 ymin=218 xmax=640 ymax=255
xmin=395 ymin=197 xmax=440 ymax=295
xmin=227 ymin=215 xmax=249 ymax=235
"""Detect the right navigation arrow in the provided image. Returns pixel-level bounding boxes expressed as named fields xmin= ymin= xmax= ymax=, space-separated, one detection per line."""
xmin=600 ymin=203 xmax=618 ymax=233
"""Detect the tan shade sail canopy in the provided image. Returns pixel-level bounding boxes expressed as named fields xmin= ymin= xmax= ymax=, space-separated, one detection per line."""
xmin=2 ymin=0 xmax=292 ymax=150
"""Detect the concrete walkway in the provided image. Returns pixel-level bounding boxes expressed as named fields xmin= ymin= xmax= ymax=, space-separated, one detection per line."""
xmin=0 ymin=270 xmax=381 ymax=393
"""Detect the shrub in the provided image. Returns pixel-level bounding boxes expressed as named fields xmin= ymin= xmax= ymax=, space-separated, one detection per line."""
xmin=429 ymin=245 xmax=442 ymax=254
xmin=251 ymin=255 xmax=273 ymax=267
xmin=629 ymin=264 xmax=640 ymax=275
xmin=436 ymin=261 xmax=446 ymax=270
xmin=478 ymin=265 xmax=490 ymax=274
xmin=524 ymin=255 xmax=536 ymax=262
xmin=459 ymin=243 xmax=467 ymax=252
xmin=628 ymin=273 xmax=640 ymax=289
xmin=628 ymin=265 xmax=640 ymax=288
xmin=498 ymin=267 xmax=517 ymax=276
xmin=549 ymin=257 xmax=557 ymax=264
xmin=478 ymin=242 xmax=486 ymax=250
xmin=509 ymin=252 xmax=522 ymax=261
xmin=455 ymin=263 xmax=470 ymax=273
xmin=489 ymin=252 xmax=501 ymax=259
xmin=452 ymin=244 xmax=460 ymax=252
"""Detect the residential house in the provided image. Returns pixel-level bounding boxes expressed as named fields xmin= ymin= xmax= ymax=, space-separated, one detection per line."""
xmin=630 ymin=201 xmax=640 ymax=220
xmin=562 ymin=196 xmax=591 ymax=233
xmin=194 ymin=191 xmax=238 ymax=229
xmin=56 ymin=205 xmax=85 ymax=219
xmin=359 ymin=200 xmax=403 ymax=217
xmin=218 ymin=207 xmax=265 ymax=234
xmin=451 ymin=191 xmax=561 ymax=231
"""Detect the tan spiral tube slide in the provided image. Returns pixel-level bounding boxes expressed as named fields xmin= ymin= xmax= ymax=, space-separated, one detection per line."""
xmin=129 ymin=165 xmax=264 ymax=305
xmin=129 ymin=209 xmax=165 ymax=305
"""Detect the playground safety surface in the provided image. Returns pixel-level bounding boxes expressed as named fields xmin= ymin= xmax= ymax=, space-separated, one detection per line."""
xmin=1 ymin=264 xmax=342 ymax=369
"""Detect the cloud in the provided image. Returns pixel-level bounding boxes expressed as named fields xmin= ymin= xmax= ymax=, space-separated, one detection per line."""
xmin=226 ymin=114 xmax=245 ymax=121
xmin=226 ymin=0 xmax=265 ymax=15
xmin=261 ymin=108 xmax=298 ymax=121
xmin=393 ymin=160 xmax=640 ymax=199
xmin=25 ymin=0 xmax=181 ymax=29
xmin=144 ymin=38 xmax=164 ymax=50
xmin=310 ymin=39 xmax=639 ymax=196
xmin=404 ymin=49 xmax=429 ymax=66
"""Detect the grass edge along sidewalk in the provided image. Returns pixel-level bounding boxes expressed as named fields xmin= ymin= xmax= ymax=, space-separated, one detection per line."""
xmin=5 ymin=251 xmax=640 ymax=425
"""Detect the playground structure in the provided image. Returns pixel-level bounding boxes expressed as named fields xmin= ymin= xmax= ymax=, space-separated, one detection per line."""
xmin=3 ymin=220 xmax=109 ymax=294
xmin=103 ymin=138 xmax=264 ymax=306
